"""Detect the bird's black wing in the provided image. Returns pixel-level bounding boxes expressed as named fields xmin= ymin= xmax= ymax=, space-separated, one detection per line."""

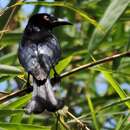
xmin=18 ymin=40 xmax=49 ymax=81
xmin=37 ymin=34 xmax=61 ymax=71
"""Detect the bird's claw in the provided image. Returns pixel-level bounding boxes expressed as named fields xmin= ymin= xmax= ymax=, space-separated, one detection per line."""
xmin=51 ymin=73 xmax=61 ymax=86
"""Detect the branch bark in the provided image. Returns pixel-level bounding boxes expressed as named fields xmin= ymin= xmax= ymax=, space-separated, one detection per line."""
xmin=60 ymin=51 xmax=130 ymax=78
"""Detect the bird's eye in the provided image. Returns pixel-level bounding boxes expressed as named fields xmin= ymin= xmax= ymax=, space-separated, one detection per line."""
xmin=43 ymin=15 xmax=50 ymax=21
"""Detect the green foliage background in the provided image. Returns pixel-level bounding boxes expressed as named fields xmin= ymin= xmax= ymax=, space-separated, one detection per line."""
xmin=0 ymin=0 xmax=130 ymax=130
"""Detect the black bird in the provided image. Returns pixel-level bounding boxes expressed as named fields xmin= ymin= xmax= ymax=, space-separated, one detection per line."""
xmin=18 ymin=13 xmax=72 ymax=114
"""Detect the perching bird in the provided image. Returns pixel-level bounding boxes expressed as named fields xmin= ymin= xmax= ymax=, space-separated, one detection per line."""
xmin=18 ymin=13 xmax=72 ymax=114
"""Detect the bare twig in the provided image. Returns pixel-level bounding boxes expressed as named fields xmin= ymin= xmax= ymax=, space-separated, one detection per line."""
xmin=67 ymin=111 xmax=90 ymax=130
xmin=0 ymin=0 xmax=23 ymax=40
xmin=59 ymin=117 xmax=70 ymax=130
xmin=57 ymin=106 xmax=89 ymax=130
xmin=56 ymin=113 xmax=70 ymax=130
xmin=0 ymin=86 xmax=32 ymax=103
xmin=0 ymin=51 xmax=130 ymax=103
xmin=0 ymin=4 xmax=16 ymax=40
xmin=60 ymin=51 xmax=130 ymax=78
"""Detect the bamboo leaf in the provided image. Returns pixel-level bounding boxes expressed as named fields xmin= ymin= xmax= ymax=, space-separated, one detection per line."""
xmin=124 ymin=123 xmax=130 ymax=130
xmin=0 ymin=122 xmax=50 ymax=130
xmin=10 ymin=1 xmax=99 ymax=28
xmin=28 ymin=114 xmax=34 ymax=124
xmin=0 ymin=75 xmax=13 ymax=82
xmin=99 ymin=97 xmax=130 ymax=111
xmin=0 ymin=109 xmax=23 ymax=117
xmin=102 ymin=71 xmax=130 ymax=108
xmin=86 ymin=95 xmax=99 ymax=130
xmin=88 ymin=0 xmax=130 ymax=52
xmin=115 ymin=116 xmax=123 ymax=130
xmin=115 ymin=114 xmax=130 ymax=130
xmin=56 ymin=56 xmax=73 ymax=74
xmin=50 ymin=56 xmax=72 ymax=77
xmin=0 ymin=64 xmax=22 ymax=75
xmin=0 ymin=52 xmax=17 ymax=64
xmin=0 ymin=33 xmax=21 ymax=47
xmin=10 ymin=113 xmax=23 ymax=123
xmin=1 ymin=94 xmax=31 ymax=109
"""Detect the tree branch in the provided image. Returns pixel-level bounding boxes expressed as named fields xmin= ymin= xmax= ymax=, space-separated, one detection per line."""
xmin=67 ymin=111 xmax=90 ymax=130
xmin=0 ymin=51 xmax=130 ymax=103
xmin=0 ymin=86 xmax=32 ymax=103
xmin=60 ymin=51 xmax=130 ymax=78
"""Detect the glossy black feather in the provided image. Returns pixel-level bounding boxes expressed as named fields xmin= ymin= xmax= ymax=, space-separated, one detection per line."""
xmin=18 ymin=13 xmax=71 ymax=114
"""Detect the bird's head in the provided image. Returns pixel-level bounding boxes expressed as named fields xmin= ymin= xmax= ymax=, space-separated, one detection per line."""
xmin=28 ymin=13 xmax=72 ymax=30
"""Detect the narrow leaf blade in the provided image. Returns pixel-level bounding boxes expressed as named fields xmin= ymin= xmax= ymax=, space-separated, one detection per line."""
xmin=88 ymin=0 xmax=130 ymax=52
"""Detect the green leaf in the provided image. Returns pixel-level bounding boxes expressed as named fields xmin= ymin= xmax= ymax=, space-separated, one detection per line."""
xmin=1 ymin=94 xmax=31 ymax=109
xmin=102 ymin=71 xmax=130 ymax=108
xmin=50 ymin=56 xmax=72 ymax=77
xmin=0 ymin=52 xmax=17 ymax=64
xmin=0 ymin=122 xmax=50 ymax=130
xmin=11 ymin=1 xmax=99 ymax=28
xmin=0 ymin=109 xmax=24 ymax=117
xmin=88 ymin=0 xmax=130 ymax=52
xmin=115 ymin=116 xmax=123 ymax=130
xmin=115 ymin=114 xmax=130 ymax=130
xmin=86 ymin=95 xmax=99 ymax=130
xmin=0 ymin=75 xmax=13 ymax=82
xmin=0 ymin=1 xmax=21 ymax=30
xmin=0 ymin=33 xmax=21 ymax=47
xmin=0 ymin=64 xmax=22 ymax=75
xmin=99 ymin=97 xmax=130 ymax=111
xmin=27 ymin=114 xmax=34 ymax=124
xmin=124 ymin=123 xmax=130 ymax=130
xmin=10 ymin=113 xmax=23 ymax=123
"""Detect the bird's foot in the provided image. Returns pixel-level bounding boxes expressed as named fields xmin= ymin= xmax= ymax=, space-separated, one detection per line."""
xmin=51 ymin=73 xmax=61 ymax=86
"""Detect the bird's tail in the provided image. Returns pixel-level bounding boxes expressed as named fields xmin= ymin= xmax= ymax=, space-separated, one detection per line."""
xmin=25 ymin=77 xmax=63 ymax=114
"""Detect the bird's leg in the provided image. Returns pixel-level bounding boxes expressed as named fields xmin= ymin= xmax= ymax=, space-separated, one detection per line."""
xmin=51 ymin=63 xmax=61 ymax=85
xmin=26 ymin=73 xmax=30 ymax=87
xmin=48 ymin=57 xmax=59 ymax=78
xmin=26 ymin=73 xmax=33 ymax=91
xmin=48 ymin=58 xmax=61 ymax=85
xmin=25 ymin=73 xmax=33 ymax=93
xmin=52 ymin=65 xmax=59 ymax=78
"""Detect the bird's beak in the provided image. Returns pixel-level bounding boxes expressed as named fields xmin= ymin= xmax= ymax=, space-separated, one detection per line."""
xmin=52 ymin=18 xmax=72 ymax=27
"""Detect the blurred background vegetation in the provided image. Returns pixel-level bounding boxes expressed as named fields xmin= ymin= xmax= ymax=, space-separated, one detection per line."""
xmin=1 ymin=0 xmax=130 ymax=130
